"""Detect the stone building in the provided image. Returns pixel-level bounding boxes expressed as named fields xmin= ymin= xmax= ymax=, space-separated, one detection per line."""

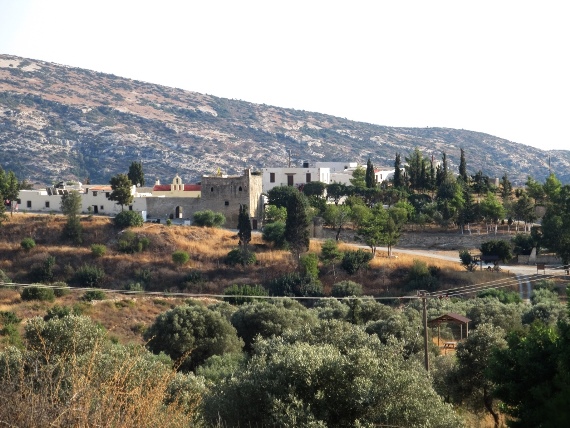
xmin=200 ymin=169 xmax=264 ymax=229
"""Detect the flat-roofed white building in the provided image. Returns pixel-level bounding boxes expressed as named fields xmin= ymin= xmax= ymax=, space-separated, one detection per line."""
xmin=17 ymin=182 xmax=147 ymax=217
xmin=262 ymin=163 xmax=331 ymax=193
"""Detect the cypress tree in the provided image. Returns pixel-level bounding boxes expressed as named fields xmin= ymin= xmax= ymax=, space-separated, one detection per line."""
xmin=459 ymin=148 xmax=468 ymax=183
xmin=285 ymin=191 xmax=310 ymax=262
xmin=393 ymin=153 xmax=403 ymax=188
xmin=365 ymin=158 xmax=375 ymax=189
xmin=237 ymin=204 xmax=252 ymax=251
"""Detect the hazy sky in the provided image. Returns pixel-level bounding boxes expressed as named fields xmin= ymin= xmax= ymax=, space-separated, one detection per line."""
xmin=1 ymin=0 xmax=568 ymax=151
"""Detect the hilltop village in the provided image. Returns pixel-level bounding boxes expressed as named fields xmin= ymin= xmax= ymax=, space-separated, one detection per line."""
xmin=17 ymin=161 xmax=395 ymax=229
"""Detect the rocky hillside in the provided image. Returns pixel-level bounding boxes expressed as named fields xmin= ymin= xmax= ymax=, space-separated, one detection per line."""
xmin=1 ymin=54 xmax=568 ymax=186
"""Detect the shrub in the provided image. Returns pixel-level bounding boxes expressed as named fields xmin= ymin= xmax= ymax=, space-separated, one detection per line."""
xmin=331 ymin=280 xmax=363 ymax=297
xmin=172 ymin=250 xmax=190 ymax=266
xmin=0 ymin=269 xmax=11 ymax=285
xmin=118 ymin=231 xmax=150 ymax=254
xmin=91 ymin=244 xmax=107 ymax=257
xmin=144 ymin=304 xmax=243 ymax=371
xmin=124 ymin=282 xmax=144 ymax=292
xmin=192 ymin=210 xmax=226 ymax=228
xmin=223 ymin=284 xmax=268 ymax=305
xmin=0 ymin=311 xmax=21 ymax=326
xmin=52 ymin=281 xmax=71 ymax=297
xmin=267 ymin=272 xmax=323 ymax=298
xmin=20 ymin=237 xmax=36 ymax=251
xmin=21 ymin=285 xmax=55 ymax=302
xmin=459 ymin=250 xmax=478 ymax=272
xmin=261 ymin=221 xmax=287 ymax=248
xmin=184 ymin=270 xmax=204 ymax=284
xmin=225 ymin=248 xmax=256 ymax=266
xmin=43 ymin=304 xmax=81 ymax=321
xmin=340 ymin=249 xmax=373 ymax=275
xmin=300 ymin=253 xmax=319 ymax=281
xmin=113 ymin=210 xmax=144 ymax=228
xmin=81 ymin=289 xmax=107 ymax=301
xmin=29 ymin=255 xmax=56 ymax=283
xmin=73 ymin=264 xmax=105 ymax=287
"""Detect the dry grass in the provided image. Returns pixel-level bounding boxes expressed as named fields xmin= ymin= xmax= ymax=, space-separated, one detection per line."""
xmin=0 ymin=334 xmax=200 ymax=427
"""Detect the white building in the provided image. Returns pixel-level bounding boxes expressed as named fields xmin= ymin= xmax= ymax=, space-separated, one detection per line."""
xmin=329 ymin=165 xmax=396 ymax=186
xmin=262 ymin=163 xmax=331 ymax=193
xmin=17 ymin=182 xmax=148 ymax=217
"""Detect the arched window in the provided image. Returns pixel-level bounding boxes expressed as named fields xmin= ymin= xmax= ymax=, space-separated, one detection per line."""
xmin=238 ymin=186 xmax=243 ymax=191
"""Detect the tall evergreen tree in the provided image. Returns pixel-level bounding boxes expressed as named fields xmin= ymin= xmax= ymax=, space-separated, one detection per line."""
xmin=237 ymin=204 xmax=252 ymax=256
xmin=500 ymin=173 xmax=513 ymax=201
xmin=60 ymin=190 xmax=83 ymax=244
xmin=127 ymin=161 xmax=145 ymax=187
xmin=405 ymin=148 xmax=425 ymax=192
xmin=393 ymin=153 xmax=404 ymax=188
xmin=365 ymin=158 xmax=375 ymax=189
xmin=459 ymin=148 xmax=468 ymax=183
xmin=285 ymin=191 xmax=310 ymax=262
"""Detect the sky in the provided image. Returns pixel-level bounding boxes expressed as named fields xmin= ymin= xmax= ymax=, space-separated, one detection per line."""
xmin=1 ymin=0 xmax=568 ymax=152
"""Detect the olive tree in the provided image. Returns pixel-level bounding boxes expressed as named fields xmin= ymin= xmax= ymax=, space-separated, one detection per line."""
xmin=144 ymin=304 xmax=243 ymax=371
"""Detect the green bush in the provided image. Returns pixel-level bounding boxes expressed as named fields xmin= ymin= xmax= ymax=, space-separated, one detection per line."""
xmin=43 ymin=304 xmax=81 ymax=321
xmin=223 ymin=284 xmax=268 ymax=305
xmin=192 ymin=210 xmax=226 ymax=228
xmin=113 ymin=210 xmax=144 ymax=228
xmin=52 ymin=281 xmax=71 ymax=297
xmin=225 ymin=248 xmax=256 ymax=266
xmin=267 ymin=272 xmax=323 ymax=298
xmin=29 ymin=255 xmax=56 ymax=283
xmin=118 ymin=231 xmax=150 ymax=254
xmin=73 ymin=264 xmax=105 ymax=287
xmin=340 ymin=249 xmax=373 ymax=275
xmin=0 ymin=311 xmax=21 ymax=326
xmin=0 ymin=269 xmax=11 ymax=285
xmin=21 ymin=285 xmax=55 ymax=302
xmin=81 ymin=289 xmax=107 ymax=301
xmin=20 ymin=237 xmax=36 ymax=251
xmin=123 ymin=282 xmax=144 ymax=292
xmin=300 ymin=253 xmax=319 ymax=281
xmin=261 ymin=221 xmax=287 ymax=248
xmin=91 ymin=244 xmax=107 ymax=257
xmin=331 ymin=280 xmax=363 ymax=297
xmin=172 ymin=250 xmax=190 ymax=266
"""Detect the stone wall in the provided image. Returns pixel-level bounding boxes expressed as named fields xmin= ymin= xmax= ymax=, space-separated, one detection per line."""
xmin=145 ymin=197 xmax=202 ymax=221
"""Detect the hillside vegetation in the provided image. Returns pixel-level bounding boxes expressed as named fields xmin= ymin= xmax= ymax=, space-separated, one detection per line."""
xmin=1 ymin=54 xmax=569 ymax=186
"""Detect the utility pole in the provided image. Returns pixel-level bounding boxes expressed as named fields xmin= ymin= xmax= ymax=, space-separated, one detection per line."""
xmin=418 ymin=290 xmax=429 ymax=371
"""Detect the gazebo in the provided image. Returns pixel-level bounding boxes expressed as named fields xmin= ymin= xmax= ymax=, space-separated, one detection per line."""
xmin=428 ymin=313 xmax=471 ymax=350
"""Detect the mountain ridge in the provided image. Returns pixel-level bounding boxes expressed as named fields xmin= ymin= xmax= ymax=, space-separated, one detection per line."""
xmin=1 ymin=54 xmax=568 ymax=186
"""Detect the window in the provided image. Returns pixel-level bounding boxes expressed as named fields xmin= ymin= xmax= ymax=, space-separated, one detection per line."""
xmin=105 ymin=192 xmax=110 ymax=198
xmin=129 ymin=205 xmax=133 ymax=211
xmin=270 ymin=172 xmax=275 ymax=183
xmin=238 ymin=186 xmax=243 ymax=191
xmin=211 ymin=187 xmax=214 ymax=192
xmin=287 ymin=175 xmax=294 ymax=186
xmin=17 ymin=199 xmax=21 ymax=204
xmin=27 ymin=201 xmax=31 ymax=208
xmin=45 ymin=201 xmax=50 ymax=208
xmin=100 ymin=205 xmax=104 ymax=210
xmin=225 ymin=201 xmax=229 ymax=206
xmin=306 ymin=173 xmax=311 ymax=183
xmin=93 ymin=191 xmax=98 ymax=196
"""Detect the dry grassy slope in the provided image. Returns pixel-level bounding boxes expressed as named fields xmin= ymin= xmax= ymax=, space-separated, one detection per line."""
xmin=0 ymin=215 xmax=513 ymax=348
xmin=1 ymin=54 xmax=568 ymax=186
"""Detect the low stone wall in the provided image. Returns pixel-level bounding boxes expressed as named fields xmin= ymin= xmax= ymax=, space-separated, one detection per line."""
xmin=517 ymin=254 xmax=562 ymax=265
xmin=397 ymin=230 xmax=512 ymax=251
